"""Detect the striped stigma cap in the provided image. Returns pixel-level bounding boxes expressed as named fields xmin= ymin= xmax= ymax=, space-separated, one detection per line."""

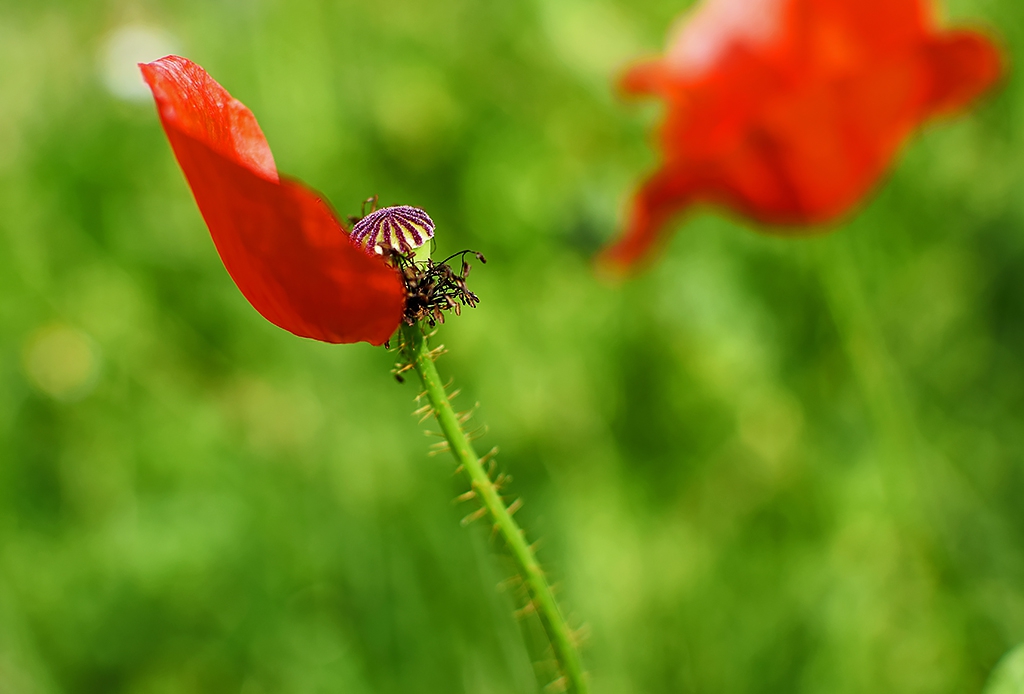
xmin=350 ymin=205 xmax=435 ymax=255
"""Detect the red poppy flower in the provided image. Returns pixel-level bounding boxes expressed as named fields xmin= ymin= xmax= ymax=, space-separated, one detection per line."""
xmin=602 ymin=0 xmax=1003 ymax=269
xmin=141 ymin=55 xmax=406 ymax=345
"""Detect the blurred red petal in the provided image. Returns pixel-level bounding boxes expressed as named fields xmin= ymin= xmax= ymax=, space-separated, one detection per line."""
xmin=924 ymin=30 xmax=1004 ymax=115
xmin=141 ymin=56 xmax=404 ymax=345
xmin=604 ymin=0 xmax=1005 ymax=272
xmin=620 ymin=60 xmax=671 ymax=97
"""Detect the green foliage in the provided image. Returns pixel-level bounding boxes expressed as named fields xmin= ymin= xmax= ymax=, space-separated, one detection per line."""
xmin=985 ymin=644 xmax=1024 ymax=694
xmin=1 ymin=0 xmax=1023 ymax=692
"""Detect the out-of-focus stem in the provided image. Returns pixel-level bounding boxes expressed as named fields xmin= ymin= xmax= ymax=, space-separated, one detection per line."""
xmin=400 ymin=322 xmax=588 ymax=694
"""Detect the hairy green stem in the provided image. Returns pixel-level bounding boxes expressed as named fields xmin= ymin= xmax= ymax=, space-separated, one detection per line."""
xmin=400 ymin=322 xmax=588 ymax=694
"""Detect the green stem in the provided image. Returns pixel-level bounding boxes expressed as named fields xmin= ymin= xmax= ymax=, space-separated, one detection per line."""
xmin=400 ymin=322 xmax=588 ymax=694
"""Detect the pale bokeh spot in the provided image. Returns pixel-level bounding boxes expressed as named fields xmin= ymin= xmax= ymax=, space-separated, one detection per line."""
xmin=738 ymin=387 xmax=804 ymax=472
xmin=539 ymin=0 xmax=643 ymax=79
xmin=23 ymin=324 xmax=102 ymax=401
xmin=101 ymin=24 xmax=180 ymax=101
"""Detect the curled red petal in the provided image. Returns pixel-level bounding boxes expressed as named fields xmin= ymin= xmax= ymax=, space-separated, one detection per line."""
xmin=599 ymin=169 xmax=699 ymax=271
xmin=141 ymin=56 xmax=404 ymax=345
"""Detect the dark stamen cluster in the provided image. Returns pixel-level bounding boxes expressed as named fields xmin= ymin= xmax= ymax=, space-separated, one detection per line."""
xmin=389 ymin=249 xmax=486 ymax=327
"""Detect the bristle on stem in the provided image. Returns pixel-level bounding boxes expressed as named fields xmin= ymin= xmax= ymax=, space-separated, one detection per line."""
xmin=399 ymin=323 xmax=589 ymax=694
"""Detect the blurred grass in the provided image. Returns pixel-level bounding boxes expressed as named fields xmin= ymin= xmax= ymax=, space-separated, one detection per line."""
xmin=1 ymin=0 xmax=1023 ymax=692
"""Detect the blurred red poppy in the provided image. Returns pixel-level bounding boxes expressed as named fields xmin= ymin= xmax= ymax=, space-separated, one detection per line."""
xmin=602 ymin=0 xmax=1003 ymax=269
xmin=141 ymin=56 xmax=405 ymax=345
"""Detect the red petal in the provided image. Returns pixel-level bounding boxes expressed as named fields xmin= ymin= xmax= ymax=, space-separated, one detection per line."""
xmin=619 ymin=59 xmax=671 ymax=97
xmin=599 ymin=169 xmax=699 ymax=271
xmin=923 ymin=30 xmax=1004 ymax=115
xmin=141 ymin=56 xmax=404 ymax=345
xmin=604 ymin=0 xmax=1004 ymax=270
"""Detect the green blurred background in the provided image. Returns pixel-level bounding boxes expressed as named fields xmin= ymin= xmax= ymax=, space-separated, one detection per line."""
xmin=2 ymin=0 xmax=1023 ymax=692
